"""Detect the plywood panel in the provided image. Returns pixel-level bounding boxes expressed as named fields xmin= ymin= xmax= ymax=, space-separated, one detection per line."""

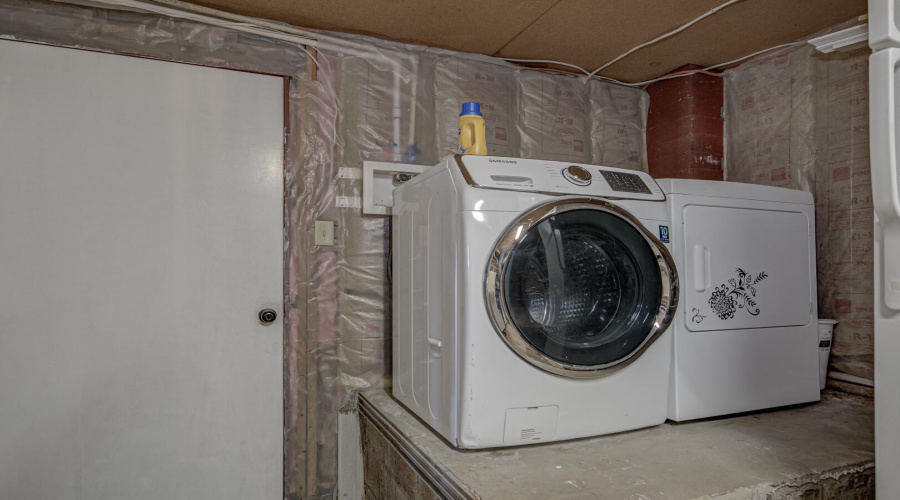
xmin=496 ymin=0 xmax=867 ymax=81
xmin=186 ymin=0 xmax=866 ymax=82
xmin=190 ymin=0 xmax=559 ymax=55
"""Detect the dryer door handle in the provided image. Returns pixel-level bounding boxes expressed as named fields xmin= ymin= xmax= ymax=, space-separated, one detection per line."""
xmin=428 ymin=337 xmax=443 ymax=358
xmin=693 ymin=244 xmax=710 ymax=292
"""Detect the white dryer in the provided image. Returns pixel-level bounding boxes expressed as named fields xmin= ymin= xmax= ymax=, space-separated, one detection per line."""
xmin=657 ymin=179 xmax=820 ymax=422
xmin=392 ymin=155 xmax=678 ymax=449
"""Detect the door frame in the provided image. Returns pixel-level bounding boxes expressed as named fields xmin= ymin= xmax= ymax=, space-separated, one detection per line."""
xmin=2 ymin=37 xmax=295 ymax=496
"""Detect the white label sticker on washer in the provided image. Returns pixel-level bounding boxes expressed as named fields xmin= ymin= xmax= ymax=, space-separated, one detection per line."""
xmin=503 ymin=405 xmax=559 ymax=444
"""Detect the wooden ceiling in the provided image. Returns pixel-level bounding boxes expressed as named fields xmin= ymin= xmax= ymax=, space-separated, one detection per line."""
xmin=187 ymin=0 xmax=867 ymax=82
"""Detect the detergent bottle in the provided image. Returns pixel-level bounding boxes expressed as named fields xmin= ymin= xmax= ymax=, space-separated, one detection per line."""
xmin=458 ymin=102 xmax=488 ymax=155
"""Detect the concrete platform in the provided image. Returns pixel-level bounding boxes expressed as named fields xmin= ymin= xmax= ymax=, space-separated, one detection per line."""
xmin=357 ymin=390 xmax=874 ymax=499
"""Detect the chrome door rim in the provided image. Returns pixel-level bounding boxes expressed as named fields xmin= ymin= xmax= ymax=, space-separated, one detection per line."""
xmin=484 ymin=197 xmax=679 ymax=378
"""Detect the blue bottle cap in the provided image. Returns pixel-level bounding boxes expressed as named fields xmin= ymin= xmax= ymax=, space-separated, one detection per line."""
xmin=460 ymin=102 xmax=483 ymax=117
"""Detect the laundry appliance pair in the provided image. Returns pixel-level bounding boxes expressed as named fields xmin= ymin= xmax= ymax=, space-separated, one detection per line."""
xmin=391 ymin=155 xmax=819 ymax=449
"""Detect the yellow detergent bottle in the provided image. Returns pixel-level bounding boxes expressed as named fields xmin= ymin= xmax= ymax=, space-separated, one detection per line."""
xmin=458 ymin=102 xmax=488 ymax=156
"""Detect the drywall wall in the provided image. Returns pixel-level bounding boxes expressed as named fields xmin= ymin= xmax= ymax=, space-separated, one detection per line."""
xmin=724 ymin=23 xmax=873 ymax=380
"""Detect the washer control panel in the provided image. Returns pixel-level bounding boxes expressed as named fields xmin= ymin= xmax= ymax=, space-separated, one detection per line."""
xmin=599 ymin=170 xmax=652 ymax=194
xmin=457 ymin=156 xmax=664 ymax=201
xmin=562 ymin=165 xmax=592 ymax=186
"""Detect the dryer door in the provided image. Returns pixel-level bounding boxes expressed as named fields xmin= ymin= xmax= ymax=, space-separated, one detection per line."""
xmin=485 ymin=197 xmax=678 ymax=378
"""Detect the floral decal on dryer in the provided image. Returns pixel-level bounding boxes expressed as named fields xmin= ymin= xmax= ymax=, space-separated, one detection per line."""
xmin=690 ymin=308 xmax=707 ymax=324
xmin=708 ymin=268 xmax=768 ymax=320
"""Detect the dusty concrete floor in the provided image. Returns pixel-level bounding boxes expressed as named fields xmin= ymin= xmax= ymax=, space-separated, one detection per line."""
xmin=360 ymin=390 xmax=874 ymax=499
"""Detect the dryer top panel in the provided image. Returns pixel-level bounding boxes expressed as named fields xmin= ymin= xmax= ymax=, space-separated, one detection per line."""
xmin=656 ymin=178 xmax=813 ymax=205
xmin=456 ymin=156 xmax=665 ymax=201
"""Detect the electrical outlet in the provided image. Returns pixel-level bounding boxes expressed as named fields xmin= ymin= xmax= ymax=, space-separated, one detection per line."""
xmin=314 ymin=220 xmax=334 ymax=246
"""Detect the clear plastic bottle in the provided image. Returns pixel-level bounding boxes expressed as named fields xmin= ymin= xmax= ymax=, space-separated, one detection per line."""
xmin=458 ymin=102 xmax=488 ymax=156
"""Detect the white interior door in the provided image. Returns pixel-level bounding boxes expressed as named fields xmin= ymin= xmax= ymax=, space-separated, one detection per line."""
xmin=0 ymin=40 xmax=284 ymax=499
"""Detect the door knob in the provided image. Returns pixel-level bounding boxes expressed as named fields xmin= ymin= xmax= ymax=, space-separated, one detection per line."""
xmin=258 ymin=308 xmax=278 ymax=324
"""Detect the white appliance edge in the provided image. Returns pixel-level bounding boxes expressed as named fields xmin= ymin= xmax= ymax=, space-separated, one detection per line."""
xmin=868 ymin=27 xmax=900 ymax=496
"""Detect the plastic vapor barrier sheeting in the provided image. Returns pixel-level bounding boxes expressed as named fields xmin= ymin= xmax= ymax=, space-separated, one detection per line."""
xmin=724 ymin=44 xmax=818 ymax=191
xmin=0 ymin=0 xmax=649 ymax=496
xmin=590 ymin=80 xmax=649 ymax=170
xmin=724 ymin=20 xmax=873 ymax=380
xmin=518 ymin=70 xmax=594 ymax=162
xmin=515 ymin=72 xmax=649 ymax=169
xmin=434 ymin=56 xmax=520 ymax=157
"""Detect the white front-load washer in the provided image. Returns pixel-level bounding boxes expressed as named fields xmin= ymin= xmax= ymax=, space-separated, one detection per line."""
xmin=392 ymin=155 xmax=679 ymax=449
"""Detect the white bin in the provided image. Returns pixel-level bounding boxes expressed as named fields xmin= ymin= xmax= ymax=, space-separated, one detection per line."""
xmin=818 ymin=319 xmax=838 ymax=390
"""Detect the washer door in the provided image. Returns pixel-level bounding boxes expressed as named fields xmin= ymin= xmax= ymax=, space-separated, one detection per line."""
xmin=485 ymin=197 xmax=678 ymax=378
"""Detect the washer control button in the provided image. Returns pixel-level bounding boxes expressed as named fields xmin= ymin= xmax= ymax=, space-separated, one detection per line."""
xmin=562 ymin=165 xmax=592 ymax=186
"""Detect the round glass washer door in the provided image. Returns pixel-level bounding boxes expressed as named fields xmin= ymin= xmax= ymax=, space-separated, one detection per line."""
xmin=485 ymin=197 xmax=678 ymax=378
